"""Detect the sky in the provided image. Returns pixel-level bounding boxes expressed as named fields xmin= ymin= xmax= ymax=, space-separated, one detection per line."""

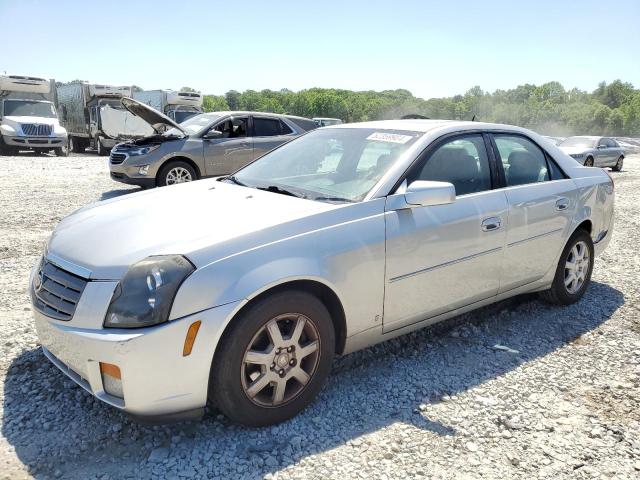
xmin=1 ymin=0 xmax=639 ymax=99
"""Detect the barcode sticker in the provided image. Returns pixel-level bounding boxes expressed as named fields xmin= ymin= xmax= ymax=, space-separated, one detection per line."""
xmin=366 ymin=132 xmax=413 ymax=144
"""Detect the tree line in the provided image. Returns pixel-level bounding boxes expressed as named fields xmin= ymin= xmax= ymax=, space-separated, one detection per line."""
xmin=194 ymin=80 xmax=640 ymax=137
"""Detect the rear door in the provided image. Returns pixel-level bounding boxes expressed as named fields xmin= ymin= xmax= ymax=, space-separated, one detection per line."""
xmin=383 ymin=133 xmax=508 ymax=332
xmin=251 ymin=116 xmax=296 ymax=158
xmin=202 ymin=116 xmax=253 ymax=175
xmin=491 ymin=133 xmax=577 ymax=293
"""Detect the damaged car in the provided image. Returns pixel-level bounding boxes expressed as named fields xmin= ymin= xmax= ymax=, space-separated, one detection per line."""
xmin=109 ymin=98 xmax=317 ymax=188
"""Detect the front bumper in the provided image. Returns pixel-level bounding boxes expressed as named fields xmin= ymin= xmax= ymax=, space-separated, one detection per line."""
xmin=110 ymin=171 xmax=155 ymax=188
xmin=2 ymin=134 xmax=66 ymax=148
xmin=33 ymin=297 xmax=242 ymax=419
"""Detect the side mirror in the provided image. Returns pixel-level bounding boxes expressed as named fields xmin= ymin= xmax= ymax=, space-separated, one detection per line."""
xmin=597 ymin=144 xmax=606 ymax=149
xmin=203 ymin=130 xmax=223 ymax=140
xmin=404 ymin=180 xmax=456 ymax=207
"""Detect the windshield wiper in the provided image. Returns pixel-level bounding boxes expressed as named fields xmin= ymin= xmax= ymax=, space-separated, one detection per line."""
xmin=225 ymin=175 xmax=248 ymax=187
xmin=256 ymin=185 xmax=306 ymax=198
xmin=313 ymin=196 xmax=354 ymax=203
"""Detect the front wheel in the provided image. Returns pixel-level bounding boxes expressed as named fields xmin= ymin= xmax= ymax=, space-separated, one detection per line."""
xmin=54 ymin=141 xmax=69 ymax=157
xmin=96 ymin=137 xmax=108 ymax=156
xmin=210 ymin=290 xmax=335 ymax=426
xmin=539 ymin=229 xmax=594 ymax=305
xmin=584 ymin=157 xmax=594 ymax=167
xmin=612 ymin=156 xmax=623 ymax=172
xmin=157 ymin=161 xmax=197 ymax=187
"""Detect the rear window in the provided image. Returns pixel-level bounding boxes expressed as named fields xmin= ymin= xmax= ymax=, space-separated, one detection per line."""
xmin=286 ymin=117 xmax=318 ymax=132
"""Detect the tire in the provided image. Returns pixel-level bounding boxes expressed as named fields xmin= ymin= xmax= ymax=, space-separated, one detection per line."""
xmin=612 ymin=156 xmax=623 ymax=172
xmin=157 ymin=160 xmax=197 ymax=187
xmin=96 ymin=137 xmax=108 ymax=156
xmin=584 ymin=156 xmax=594 ymax=167
xmin=0 ymin=136 xmax=13 ymax=156
xmin=539 ymin=229 xmax=594 ymax=305
xmin=54 ymin=141 xmax=69 ymax=157
xmin=210 ymin=290 xmax=335 ymax=426
xmin=69 ymin=136 xmax=83 ymax=153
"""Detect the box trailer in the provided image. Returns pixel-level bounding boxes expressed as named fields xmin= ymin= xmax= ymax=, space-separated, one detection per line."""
xmin=57 ymin=83 xmax=153 ymax=155
xmin=0 ymin=75 xmax=68 ymax=156
xmin=132 ymin=90 xmax=204 ymax=124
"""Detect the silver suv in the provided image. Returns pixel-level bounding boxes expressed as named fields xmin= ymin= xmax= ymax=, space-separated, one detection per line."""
xmin=109 ymin=98 xmax=317 ymax=188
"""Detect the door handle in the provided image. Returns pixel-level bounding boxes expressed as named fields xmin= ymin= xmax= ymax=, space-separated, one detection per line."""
xmin=481 ymin=216 xmax=502 ymax=232
xmin=555 ymin=198 xmax=569 ymax=211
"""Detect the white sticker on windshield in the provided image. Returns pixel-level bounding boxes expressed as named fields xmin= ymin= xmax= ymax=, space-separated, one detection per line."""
xmin=367 ymin=132 xmax=413 ymax=144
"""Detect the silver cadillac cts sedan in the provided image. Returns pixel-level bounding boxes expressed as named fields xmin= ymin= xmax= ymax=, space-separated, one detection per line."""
xmin=30 ymin=120 xmax=614 ymax=426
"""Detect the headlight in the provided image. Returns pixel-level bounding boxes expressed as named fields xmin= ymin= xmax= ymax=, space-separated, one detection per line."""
xmin=104 ymin=255 xmax=195 ymax=328
xmin=0 ymin=124 xmax=18 ymax=136
xmin=128 ymin=144 xmax=160 ymax=156
xmin=53 ymin=125 xmax=68 ymax=137
xmin=570 ymin=153 xmax=584 ymax=159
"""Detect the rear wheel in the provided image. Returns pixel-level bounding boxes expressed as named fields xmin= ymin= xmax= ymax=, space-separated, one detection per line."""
xmin=210 ymin=290 xmax=335 ymax=426
xmin=539 ymin=229 xmax=594 ymax=305
xmin=612 ymin=156 xmax=623 ymax=172
xmin=69 ymin=136 xmax=83 ymax=153
xmin=157 ymin=161 xmax=197 ymax=187
xmin=584 ymin=156 xmax=594 ymax=167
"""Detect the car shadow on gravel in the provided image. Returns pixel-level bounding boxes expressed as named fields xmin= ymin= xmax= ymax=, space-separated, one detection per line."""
xmin=2 ymin=281 xmax=624 ymax=479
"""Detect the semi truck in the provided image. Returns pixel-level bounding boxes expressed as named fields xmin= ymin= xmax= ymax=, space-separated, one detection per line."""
xmin=132 ymin=90 xmax=204 ymax=124
xmin=57 ymin=83 xmax=152 ymax=155
xmin=0 ymin=75 xmax=68 ymax=156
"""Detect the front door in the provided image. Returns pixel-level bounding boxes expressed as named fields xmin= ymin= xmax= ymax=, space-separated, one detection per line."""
xmin=492 ymin=133 xmax=577 ymax=292
xmin=383 ymin=134 xmax=507 ymax=332
xmin=203 ymin=116 xmax=253 ymax=176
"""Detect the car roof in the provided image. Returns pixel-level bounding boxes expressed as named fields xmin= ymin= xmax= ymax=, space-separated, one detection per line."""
xmin=327 ymin=119 xmax=535 ymax=134
xmin=204 ymin=111 xmax=306 ymax=120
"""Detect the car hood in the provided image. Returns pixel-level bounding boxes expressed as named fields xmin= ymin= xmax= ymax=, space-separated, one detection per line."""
xmin=4 ymin=115 xmax=60 ymax=126
xmin=120 ymin=96 xmax=187 ymax=135
xmin=558 ymin=146 xmax=592 ymax=155
xmin=46 ymin=179 xmax=336 ymax=280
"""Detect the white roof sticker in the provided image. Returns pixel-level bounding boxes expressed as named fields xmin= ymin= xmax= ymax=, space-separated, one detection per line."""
xmin=367 ymin=132 xmax=413 ymax=144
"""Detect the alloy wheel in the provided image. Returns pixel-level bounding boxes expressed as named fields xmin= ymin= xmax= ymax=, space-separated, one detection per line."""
xmin=241 ymin=313 xmax=321 ymax=407
xmin=564 ymin=240 xmax=590 ymax=294
xmin=166 ymin=167 xmax=193 ymax=185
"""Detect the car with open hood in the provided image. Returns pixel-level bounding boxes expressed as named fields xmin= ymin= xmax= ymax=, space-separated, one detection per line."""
xmin=109 ymin=97 xmax=317 ymax=188
xmin=32 ymin=119 xmax=614 ymax=426
xmin=558 ymin=136 xmax=625 ymax=170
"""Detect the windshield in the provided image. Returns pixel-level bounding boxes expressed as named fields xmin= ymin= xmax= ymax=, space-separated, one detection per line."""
xmin=3 ymin=100 xmax=57 ymax=118
xmin=559 ymin=137 xmax=596 ymax=148
xmin=98 ymin=99 xmax=124 ymax=109
xmin=173 ymin=110 xmax=200 ymax=124
xmin=231 ymin=128 xmax=422 ymax=202
xmin=164 ymin=112 xmax=220 ymax=136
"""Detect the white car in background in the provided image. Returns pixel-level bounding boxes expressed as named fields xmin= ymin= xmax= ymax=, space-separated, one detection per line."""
xmin=31 ymin=120 xmax=614 ymax=426
xmin=558 ymin=136 xmax=625 ymax=170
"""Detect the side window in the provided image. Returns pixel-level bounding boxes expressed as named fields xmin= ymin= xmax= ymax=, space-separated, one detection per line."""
xmin=413 ymin=134 xmax=492 ymax=196
xmin=606 ymin=138 xmax=617 ymax=148
xmin=494 ymin=135 xmax=550 ymax=187
xmin=214 ymin=117 xmax=248 ymax=138
xmin=254 ymin=117 xmax=283 ymax=137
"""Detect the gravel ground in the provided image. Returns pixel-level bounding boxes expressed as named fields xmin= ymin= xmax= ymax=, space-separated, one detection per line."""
xmin=1 ymin=152 xmax=639 ymax=479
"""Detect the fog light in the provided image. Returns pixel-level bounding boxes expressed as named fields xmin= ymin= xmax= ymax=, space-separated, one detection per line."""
xmin=100 ymin=362 xmax=124 ymax=398
xmin=138 ymin=165 xmax=150 ymax=175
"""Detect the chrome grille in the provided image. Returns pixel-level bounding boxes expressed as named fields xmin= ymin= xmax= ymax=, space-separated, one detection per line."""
xmin=21 ymin=123 xmax=52 ymax=137
xmin=110 ymin=152 xmax=126 ymax=164
xmin=32 ymin=260 xmax=87 ymax=321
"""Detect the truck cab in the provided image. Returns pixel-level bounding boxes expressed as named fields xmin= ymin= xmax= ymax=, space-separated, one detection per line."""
xmin=0 ymin=75 xmax=68 ymax=156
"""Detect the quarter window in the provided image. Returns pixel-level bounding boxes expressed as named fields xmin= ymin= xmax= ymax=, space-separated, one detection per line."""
xmin=412 ymin=134 xmax=492 ymax=196
xmin=494 ymin=135 xmax=550 ymax=186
